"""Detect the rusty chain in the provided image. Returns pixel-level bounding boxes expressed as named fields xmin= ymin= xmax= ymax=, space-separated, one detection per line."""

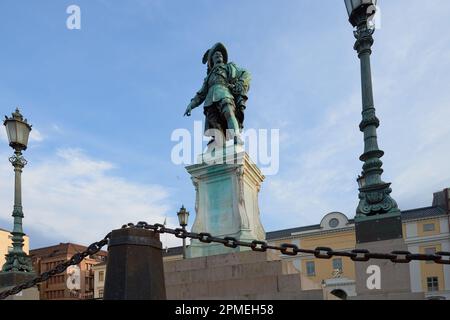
xmin=1 ymin=221 xmax=449 ymax=300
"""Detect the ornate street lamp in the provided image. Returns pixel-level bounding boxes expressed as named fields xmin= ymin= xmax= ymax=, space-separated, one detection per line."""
xmin=177 ymin=205 xmax=189 ymax=259
xmin=2 ymin=108 xmax=34 ymax=272
xmin=344 ymin=1 xmax=401 ymax=222
xmin=345 ymin=0 xmax=377 ymax=27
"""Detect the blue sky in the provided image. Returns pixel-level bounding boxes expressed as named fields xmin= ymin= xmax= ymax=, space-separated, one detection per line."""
xmin=0 ymin=1 xmax=449 ymax=249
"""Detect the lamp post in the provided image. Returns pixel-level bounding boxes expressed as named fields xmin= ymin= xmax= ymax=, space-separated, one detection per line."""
xmin=2 ymin=108 xmax=34 ymax=272
xmin=343 ymin=3 xmax=417 ymax=299
xmin=177 ymin=205 xmax=189 ymax=259
xmin=344 ymin=1 xmax=400 ymax=221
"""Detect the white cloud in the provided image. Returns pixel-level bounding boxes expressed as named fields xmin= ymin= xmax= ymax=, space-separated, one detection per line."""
xmin=51 ymin=124 xmax=62 ymax=133
xmin=262 ymin=93 xmax=362 ymax=226
xmin=0 ymin=148 xmax=180 ymax=249
xmin=260 ymin=1 xmax=450 ymax=227
xmin=30 ymin=128 xmax=44 ymax=142
xmin=0 ymin=127 xmax=6 ymax=142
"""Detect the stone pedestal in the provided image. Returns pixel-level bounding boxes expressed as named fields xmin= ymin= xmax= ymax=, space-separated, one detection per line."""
xmin=164 ymin=250 xmax=323 ymax=300
xmin=0 ymin=272 xmax=39 ymax=300
xmin=353 ymin=238 xmax=424 ymax=300
xmin=186 ymin=146 xmax=265 ymax=258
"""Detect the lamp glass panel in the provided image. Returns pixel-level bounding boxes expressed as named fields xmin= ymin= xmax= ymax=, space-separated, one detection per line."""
xmin=5 ymin=121 xmax=18 ymax=144
xmin=17 ymin=123 xmax=24 ymax=145
xmin=16 ymin=122 xmax=28 ymax=146
xmin=178 ymin=211 xmax=189 ymax=226
xmin=344 ymin=0 xmax=353 ymax=16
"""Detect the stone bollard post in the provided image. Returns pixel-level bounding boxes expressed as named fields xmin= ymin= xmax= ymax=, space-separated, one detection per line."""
xmin=103 ymin=227 xmax=166 ymax=300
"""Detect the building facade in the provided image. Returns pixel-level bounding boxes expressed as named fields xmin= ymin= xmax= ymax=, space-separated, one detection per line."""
xmin=0 ymin=228 xmax=30 ymax=269
xmin=92 ymin=261 xmax=106 ymax=299
xmin=30 ymin=243 xmax=107 ymax=300
xmin=265 ymin=188 xmax=450 ymax=300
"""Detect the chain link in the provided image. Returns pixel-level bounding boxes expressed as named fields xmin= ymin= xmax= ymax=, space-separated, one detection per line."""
xmin=2 ymin=220 xmax=450 ymax=300
xmin=0 ymin=233 xmax=111 ymax=300
xmin=127 ymin=221 xmax=450 ymax=265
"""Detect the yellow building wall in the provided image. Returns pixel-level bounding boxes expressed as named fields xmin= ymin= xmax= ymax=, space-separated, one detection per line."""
xmin=417 ymin=218 xmax=441 ymax=237
xmin=0 ymin=229 xmax=30 ymax=269
xmin=420 ymin=243 xmax=445 ymax=292
xmin=271 ymin=232 xmax=357 ymax=285
xmin=300 ymin=231 xmax=356 ymax=283
xmin=300 ymin=231 xmax=356 ymax=250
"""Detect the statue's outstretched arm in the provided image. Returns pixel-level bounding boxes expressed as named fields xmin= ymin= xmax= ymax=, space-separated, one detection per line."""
xmin=184 ymin=80 xmax=207 ymax=117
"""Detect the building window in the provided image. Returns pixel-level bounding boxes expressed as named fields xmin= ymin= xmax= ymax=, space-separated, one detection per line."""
xmin=427 ymin=277 xmax=439 ymax=292
xmin=332 ymin=258 xmax=343 ymax=271
xmin=99 ymin=271 xmax=104 ymax=282
xmin=423 ymin=223 xmax=435 ymax=232
xmin=425 ymin=247 xmax=436 ymax=264
xmin=98 ymin=289 xmax=104 ymax=299
xmin=306 ymin=261 xmax=315 ymax=276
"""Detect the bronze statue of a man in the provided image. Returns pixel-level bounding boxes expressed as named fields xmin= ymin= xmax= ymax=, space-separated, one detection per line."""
xmin=184 ymin=43 xmax=251 ymax=145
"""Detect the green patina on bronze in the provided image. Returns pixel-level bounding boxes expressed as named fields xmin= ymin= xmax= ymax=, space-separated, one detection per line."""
xmin=184 ymin=43 xmax=251 ymax=145
xmin=351 ymin=7 xmax=400 ymax=221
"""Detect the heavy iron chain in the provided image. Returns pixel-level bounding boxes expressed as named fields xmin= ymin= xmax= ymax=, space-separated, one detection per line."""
xmin=126 ymin=222 xmax=450 ymax=265
xmin=1 ymin=221 xmax=450 ymax=300
xmin=0 ymin=233 xmax=111 ymax=300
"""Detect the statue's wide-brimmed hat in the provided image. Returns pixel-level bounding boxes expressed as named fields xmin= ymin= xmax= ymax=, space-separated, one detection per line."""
xmin=202 ymin=42 xmax=228 ymax=68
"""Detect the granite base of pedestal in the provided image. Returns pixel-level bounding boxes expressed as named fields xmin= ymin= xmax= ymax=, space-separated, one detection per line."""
xmin=0 ymin=272 xmax=39 ymax=300
xmin=352 ymin=238 xmax=425 ymax=300
xmin=164 ymin=250 xmax=323 ymax=300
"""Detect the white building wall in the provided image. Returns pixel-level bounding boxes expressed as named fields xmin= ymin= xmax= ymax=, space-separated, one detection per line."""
xmin=407 ymin=245 xmax=422 ymax=292
xmin=441 ymin=241 xmax=450 ymax=291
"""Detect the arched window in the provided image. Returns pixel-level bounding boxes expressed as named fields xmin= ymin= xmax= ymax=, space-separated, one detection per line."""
xmin=330 ymin=289 xmax=348 ymax=300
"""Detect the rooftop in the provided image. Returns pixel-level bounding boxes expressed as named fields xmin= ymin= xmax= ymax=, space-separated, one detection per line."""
xmin=266 ymin=205 xmax=447 ymax=240
xmin=30 ymin=242 xmax=107 ymax=258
